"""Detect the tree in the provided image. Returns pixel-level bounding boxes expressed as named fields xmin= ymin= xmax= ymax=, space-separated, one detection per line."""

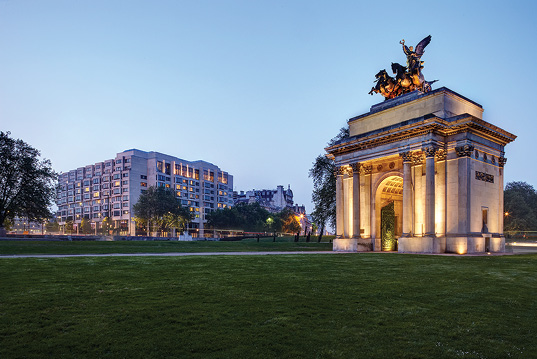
xmin=45 ymin=219 xmax=60 ymax=234
xmin=504 ymin=181 xmax=537 ymax=232
xmin=278 ymin=207 xmax=301 ymax=234
xmin=206 ymin=203 xmax=270 ymax=233
xmin=133 ymin=186 xmax=192 ymax=236
xmin=0 ymin=132 xmax=56 ymax=236
xmin=309 ymin=127 xmax=349 ymax=242
xmin=80 ymin=218 xmax=93 ymax=235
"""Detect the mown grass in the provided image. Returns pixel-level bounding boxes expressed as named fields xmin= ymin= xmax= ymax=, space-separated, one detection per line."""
xmin=1 ymin=253 xmax=536 ymax=358
xmin=0 ymin=236 xmax=334 ymax=255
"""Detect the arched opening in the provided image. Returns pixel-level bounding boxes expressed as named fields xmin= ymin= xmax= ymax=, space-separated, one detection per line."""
xmin=375 ymin=175 xmax=403 ymax=251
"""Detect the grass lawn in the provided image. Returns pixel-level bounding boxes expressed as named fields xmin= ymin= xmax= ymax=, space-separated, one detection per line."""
xmin=1 ymin=253 xmax=536 ymax=358
xmin=0 ymin=236 xmax=334 ymax=255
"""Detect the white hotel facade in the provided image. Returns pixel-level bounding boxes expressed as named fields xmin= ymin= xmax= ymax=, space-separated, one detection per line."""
xmin=56 ymin=149 xmax=234 ymax=236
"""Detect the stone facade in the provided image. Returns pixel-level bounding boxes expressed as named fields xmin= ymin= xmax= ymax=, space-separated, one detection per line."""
xmin=326 ymin=88 xmax=516 ymax=254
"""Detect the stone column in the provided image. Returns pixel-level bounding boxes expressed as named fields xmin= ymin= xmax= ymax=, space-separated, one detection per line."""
xmin=351 ymin=163 xmax=361 ymax=238
xmin=335 ymin=166 xmax=344 ymax=238
xmin=498 ymin=156 xmax=507 ymax=235
xmin=399 ymin=151 xmax=413 ymax=237
xmin=343 ymin=169 xmax=351 ymax=238
xmin=423 ymin=145 xmax=437 ymax=237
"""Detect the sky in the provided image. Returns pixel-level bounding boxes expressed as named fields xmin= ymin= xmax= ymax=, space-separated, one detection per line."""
xmin=1 ymin=0 xmax=537 ymax=213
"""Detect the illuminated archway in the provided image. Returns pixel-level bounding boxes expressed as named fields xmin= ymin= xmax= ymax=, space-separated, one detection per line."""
xmin=374 ymin=175 xmax=403 ymax=251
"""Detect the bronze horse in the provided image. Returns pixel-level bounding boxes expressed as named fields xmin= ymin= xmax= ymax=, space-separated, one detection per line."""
xmin=368 ymin=70 xmax=399 ymax=99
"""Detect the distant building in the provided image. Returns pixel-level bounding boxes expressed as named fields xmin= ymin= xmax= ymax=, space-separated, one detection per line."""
xmin=234 ymin=185 xmax=293 ymax=213
xmin=56 ymin=149 xmax=234 ymax=236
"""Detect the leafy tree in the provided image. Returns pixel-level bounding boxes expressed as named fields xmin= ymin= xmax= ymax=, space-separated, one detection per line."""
xmin=64 ymin=219 xmax=74 ymax=234
xmin=101 ymin=216 xmax=112 ymax=235
xmin=504 ymin=181 xmax=537 ymax=231
xmin=80 ymin=218 xmax=93 ymax=235
xmin=309 ymin=127 xmax=349 ymax=242
xmin=133 ymin=186 xmax=192 ymax=236
xmin=278 ymin=207 xmax=301 ymax=234
xmin=0 ymin=131 xmax=56 ymax=236
xmin=45 ymin=219 xmax=60 ymax=233
xmin=206 ymin=203 xmax=270 ymax=232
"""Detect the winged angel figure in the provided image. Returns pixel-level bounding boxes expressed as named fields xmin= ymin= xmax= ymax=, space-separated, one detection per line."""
xmin=369 ymin=35 xmax=436 ymax=100
xmin=400 ymin=35 xmax=431 ymax=75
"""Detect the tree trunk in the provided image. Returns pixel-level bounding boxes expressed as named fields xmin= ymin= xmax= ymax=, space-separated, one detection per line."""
xmin=318 ymin=223 xmax=325 ymax=243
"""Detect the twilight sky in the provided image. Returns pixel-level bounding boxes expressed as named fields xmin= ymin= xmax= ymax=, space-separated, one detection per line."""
xmin=1 ymin=0 xmax=536 ymax=212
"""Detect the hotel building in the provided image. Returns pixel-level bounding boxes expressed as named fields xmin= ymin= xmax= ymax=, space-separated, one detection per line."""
xmin=56 ymin=149 xmax=234 ymax=236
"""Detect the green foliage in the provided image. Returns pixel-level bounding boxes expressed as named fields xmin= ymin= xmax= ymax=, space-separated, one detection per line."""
xmin=133 ymin=186 xmax=192 ymax=235
xmin=45 ymin=219 xmax=60 ymax=233
xmin=64 ymin=219 xmax=74 ymax=234
xmin=80 ymin=218 xmax=93 ymax=235
xmin=0 ymin=131 xmax=56 ymax=230
xmin=381 ymin=202 xmax=397 ymax=251
xmin=309 ymin=127 xmax=349 ymax=239
xmin=207 ymin=203 xmax=270 ymax=232
xmin=279 ymin=207 xmax=301 ymax=234
xmin=504 ymin=181 xmax=537 ymax=231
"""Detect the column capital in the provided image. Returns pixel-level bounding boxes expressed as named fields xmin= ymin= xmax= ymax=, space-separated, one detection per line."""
xmin=498 ymin=156 xmax=507 ymax=167
xmin=362 ymin=165 xmax=373 ymax=175
xmin=399 ymin=151 xmax=413 ymax=163
xmin=455 ymin=144 xmax=474 ymax=157
xmin=422 ymin=145 xmax=438 ymax=158
xmin=350 ymin=162 xmax=361 ymax=174
xmin=335 ymin=166 xmax=345 ymax=176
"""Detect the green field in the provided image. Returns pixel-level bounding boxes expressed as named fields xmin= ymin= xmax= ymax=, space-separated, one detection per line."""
xmin=0 ymin=236 xmax=334 ymax=255
xmin=1 ymin=252 xmax=536 ymax=358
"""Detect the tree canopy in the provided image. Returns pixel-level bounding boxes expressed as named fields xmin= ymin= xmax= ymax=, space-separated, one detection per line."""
xmin=504 ymin=181 xmax=537 ymax=231
xmin=133 ymin=186 xmax=192 ymax=236
xmin=0 ymin=131 xmax=56 ymax=234
xmin=206 ymin=203 xmax=301 ymax=234
xmin=309 ymin=127 xmax=349 ymax=240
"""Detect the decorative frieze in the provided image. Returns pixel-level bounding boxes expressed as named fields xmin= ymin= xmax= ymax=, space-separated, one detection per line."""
xmin=455 ymin=144 xmax=474 ymax=157
xmin=498 ymin=156 xmax=507 ymax=167
xmin=475 ymin=171 xmax=494 ymax=183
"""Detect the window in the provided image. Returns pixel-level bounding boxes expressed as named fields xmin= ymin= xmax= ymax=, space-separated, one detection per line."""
xmin=113 ymin=174 xmax=121 ymax=180
xmin=124 ymin=158 xmax=130 ymax=163
xmin=141 ymin=182 xmax=147 ymax=187
xmin=122 ymin=180 xmax=128 ymax=185
xmin=140 ymin=175 xmax=147 ymax=180
xmin=165 ymin=163 xmax=171 ymax=175
xmin=123 ymin=195 xmax=129 ymax=201
xmin=122 ymin=173 xmax=128 ymax=177
xmin=122 ymin=202 xmax=129 ymax=207
xmin=157 ymin=161 xmax=163 ymax=173
xmin=93 ymin=192 xmax=99 ymax=198
xmin=116 ymin=159 xmax=122 ymax=164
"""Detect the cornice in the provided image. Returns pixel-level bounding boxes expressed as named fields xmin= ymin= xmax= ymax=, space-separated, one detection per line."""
xmin=326 ymin=114 xmax=516 ymax=157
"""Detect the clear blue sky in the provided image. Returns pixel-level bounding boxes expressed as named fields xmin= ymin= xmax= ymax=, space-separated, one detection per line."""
xmin=1 ymin=0 xmax=536 ymax=212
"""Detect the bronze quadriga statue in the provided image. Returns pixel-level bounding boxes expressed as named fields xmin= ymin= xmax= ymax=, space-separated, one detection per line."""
xmin=369 ymin=35 xmax=437 ymax=100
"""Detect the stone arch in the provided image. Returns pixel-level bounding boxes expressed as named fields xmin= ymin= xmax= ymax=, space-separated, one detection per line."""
xmin=373 ymin=171 xmax=404 ymax=251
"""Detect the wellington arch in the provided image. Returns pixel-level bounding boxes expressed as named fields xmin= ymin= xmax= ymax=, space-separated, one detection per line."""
xmin=326 ymin=88 xmax=516 ymax=254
